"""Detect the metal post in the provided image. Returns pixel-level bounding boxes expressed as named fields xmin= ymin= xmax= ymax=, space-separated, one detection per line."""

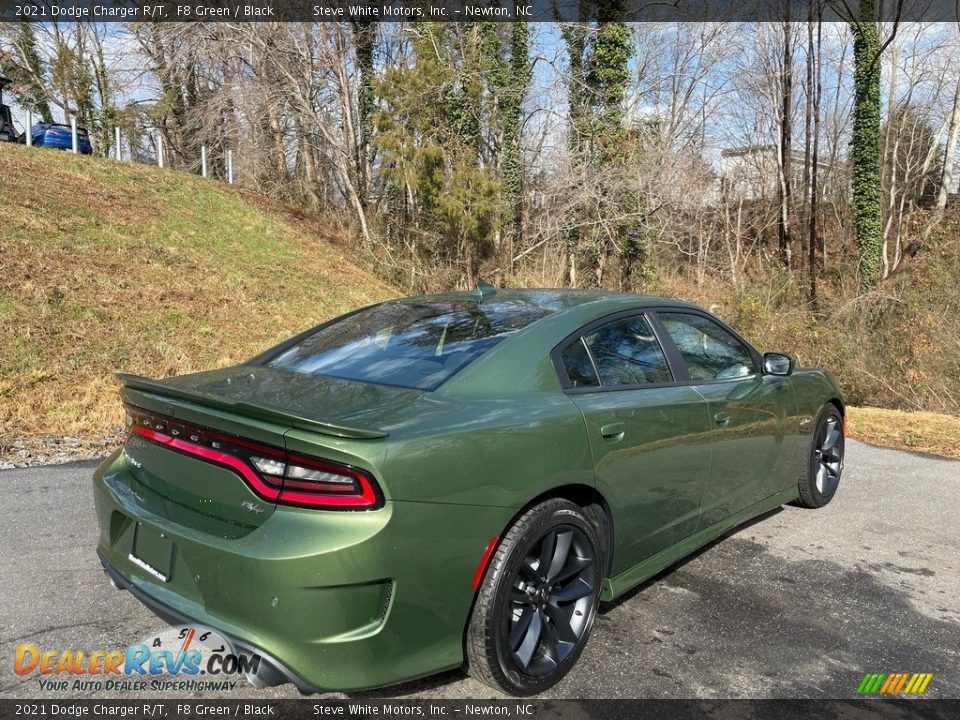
xmin=26 ymin=110 xmax=32 ymax=147
xmin=70 ymin=115 xmax=78 ymax=154
xmin=156 ymin=134 xmax=164 ymax=168
xmin=115 ymin=126 xmax=121 ymax=161
xmin=201 ymin=145 xmax=208 ymax=178
xmin=227 ymin=150 xmax=234 ymax=185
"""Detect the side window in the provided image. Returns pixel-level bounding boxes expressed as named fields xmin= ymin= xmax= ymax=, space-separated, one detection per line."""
xmin=583 ymin=315 xmax=673 ymax=387
xmin=658 ymin=312 xmax=757 ymax=381
xmin=560 ymin=338 xmax=600 ymax=388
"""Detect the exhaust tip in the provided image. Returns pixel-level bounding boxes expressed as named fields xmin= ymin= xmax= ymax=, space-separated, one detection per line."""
xmin=243 ymin=657 xmax=290 ymax=689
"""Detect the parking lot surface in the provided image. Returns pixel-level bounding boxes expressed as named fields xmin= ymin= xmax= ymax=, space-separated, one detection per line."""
xmin=1 ymin=440 xmax=957 ymax=699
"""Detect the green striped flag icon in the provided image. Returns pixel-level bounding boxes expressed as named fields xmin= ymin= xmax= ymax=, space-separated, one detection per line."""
xmin=857 ymin=673 xmax=887 ymax=694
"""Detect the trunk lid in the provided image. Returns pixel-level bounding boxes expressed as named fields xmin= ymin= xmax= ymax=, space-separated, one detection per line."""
xmin=116 ymin=367 xmax=417 ymax=529
xmin=119 ymin=365 xmax=430 ymax=439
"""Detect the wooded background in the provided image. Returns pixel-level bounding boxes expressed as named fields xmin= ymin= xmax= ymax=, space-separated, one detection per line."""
xmin=2 ymin=12 xmax=959 ymax=415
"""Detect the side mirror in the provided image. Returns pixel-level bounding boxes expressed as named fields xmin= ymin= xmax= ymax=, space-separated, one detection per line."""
xmin=763 ymin=352 xmax=794 ymax=376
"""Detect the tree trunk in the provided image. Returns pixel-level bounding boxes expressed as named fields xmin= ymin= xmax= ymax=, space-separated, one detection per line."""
xmin=777 ymin=14 xmax=793 ymax=269
xmin=267 ymin=103 xmax=287 ymax=183
xmin=808 ymin=11 xmax=822 ymax=311
xmin=802 ymin=12 xmax=814 ymax=267
xmin=937 ymin=76 xmax=960 ymax=210
xmin=850 ymin=4 xmax=884 ymax=292
xmin=881 ymin=38 xmax=898 ymax=278
xmin=296 ymin=116 xmax=321 ymax=210
xmin=504 ymin=23 xmax=530 ymax=274
xmin=351 ymin=21 xmax=375 ymax=209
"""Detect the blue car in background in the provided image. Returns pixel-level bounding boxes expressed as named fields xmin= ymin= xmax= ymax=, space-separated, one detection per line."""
xmin=25 ymin=123 xmax=93 ymax=154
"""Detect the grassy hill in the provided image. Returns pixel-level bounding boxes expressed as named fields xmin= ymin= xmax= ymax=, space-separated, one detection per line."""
xmin=0 ymin=143 xmax=397 ymax=458
xmin=1 ymin=143 xmax=958 ymax=464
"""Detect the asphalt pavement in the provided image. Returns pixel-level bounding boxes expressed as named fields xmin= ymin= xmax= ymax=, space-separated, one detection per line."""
xmin=1 ymin=440 xmax=958 ymax=699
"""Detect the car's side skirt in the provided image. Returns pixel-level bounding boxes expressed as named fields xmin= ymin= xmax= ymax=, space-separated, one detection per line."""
xmin=601 ymin=486 xmax=800 ymax=601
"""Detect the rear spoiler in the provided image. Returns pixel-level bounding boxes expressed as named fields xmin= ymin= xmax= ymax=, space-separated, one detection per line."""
xmin=116 ymin=373 xmax=389 ymax=440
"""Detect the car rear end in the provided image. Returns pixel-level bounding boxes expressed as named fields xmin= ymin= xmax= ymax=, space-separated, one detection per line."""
xmin=94 ymin=383 xmax=400 ymax=686
xmin=94 ymin=386 xmax=511 ymax=690
xmin=36 ymin=123 xmax=93 ymax=153
xmin=93 ymin=296 xmax=567 ymax=690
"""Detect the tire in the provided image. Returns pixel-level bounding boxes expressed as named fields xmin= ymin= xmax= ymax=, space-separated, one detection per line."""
xmin=796 ymin=404 xmax=845 ymax=508
xmin=465 ymin=498 xmax=602 ymax=695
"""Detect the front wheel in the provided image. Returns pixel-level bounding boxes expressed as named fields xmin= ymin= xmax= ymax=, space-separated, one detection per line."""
xmin=796 ymin=404 xmax=845 ymax=508
xmin=465 ymin=498 xmax=602 ymax=695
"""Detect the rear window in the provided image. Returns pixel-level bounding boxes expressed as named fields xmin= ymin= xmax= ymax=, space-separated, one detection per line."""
xmin=266 ymin=300 xmax=552 ymax=390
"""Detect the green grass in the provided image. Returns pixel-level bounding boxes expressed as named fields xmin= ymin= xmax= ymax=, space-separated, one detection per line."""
xmin=0 ymin=143 xmax=397 ymax=447
xmin=847 ymin=407 xmax=960 ymax=460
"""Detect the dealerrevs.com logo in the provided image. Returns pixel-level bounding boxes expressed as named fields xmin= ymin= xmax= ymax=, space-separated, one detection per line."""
xmin=14 ymin=626 xmax=263 ymax=692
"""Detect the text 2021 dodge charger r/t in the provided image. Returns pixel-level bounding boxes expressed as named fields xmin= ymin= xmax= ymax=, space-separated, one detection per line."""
xmin=93 ymin=288 xmax=845 ymax=695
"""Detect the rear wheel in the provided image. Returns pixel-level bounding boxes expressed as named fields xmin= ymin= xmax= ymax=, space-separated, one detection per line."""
xmin=796 ymin=405 xmax=845 ymax=508
xmin=465 ymin=499 xmax=602 ymax=695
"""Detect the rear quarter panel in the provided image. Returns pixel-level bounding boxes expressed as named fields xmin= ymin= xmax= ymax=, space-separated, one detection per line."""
xmin=365 ymin=392 xmax=594 ymax=507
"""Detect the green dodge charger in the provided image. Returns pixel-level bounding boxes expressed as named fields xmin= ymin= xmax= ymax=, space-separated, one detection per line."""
xmin=93 ymin=288 xmax=845 ymax=695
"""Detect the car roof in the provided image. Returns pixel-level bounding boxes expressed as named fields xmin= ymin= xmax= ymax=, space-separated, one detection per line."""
xmin=36 ymin=122 xmax=88 ymax=130
xmin=399 ymin=288 xmax=698 ymax=314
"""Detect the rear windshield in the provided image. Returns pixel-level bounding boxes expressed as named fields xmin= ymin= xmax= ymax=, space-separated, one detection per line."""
xmin=266 ymin=300 xmax=552 ymax=390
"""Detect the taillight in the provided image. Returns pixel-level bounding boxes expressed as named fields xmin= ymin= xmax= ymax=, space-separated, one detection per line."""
xmin=125 ymin=405 xmax=382 ymax=510
xmin=246 ymin=450 xmax=379 ymax=507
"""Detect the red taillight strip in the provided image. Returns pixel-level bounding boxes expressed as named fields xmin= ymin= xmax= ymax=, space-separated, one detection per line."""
xmin=280 ymin=483 xmax=378 ymax=508
xmin=130 ymin=425 xmax=281 ymax=500
xmin=471 ymin=536 xmax=501 ymax=591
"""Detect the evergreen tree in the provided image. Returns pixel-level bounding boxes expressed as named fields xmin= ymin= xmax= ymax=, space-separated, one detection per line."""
xmin=375 ymin=24 xmax=501 ymax=287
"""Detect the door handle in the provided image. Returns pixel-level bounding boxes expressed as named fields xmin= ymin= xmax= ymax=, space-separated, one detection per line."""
xmin=600 ymin=422 xmax=625 ymax=440
xmin=713 ymin=411 xmax=731 ymax=426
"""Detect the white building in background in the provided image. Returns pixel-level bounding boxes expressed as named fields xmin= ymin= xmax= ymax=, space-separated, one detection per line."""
xmin=718 ymin=144 xmax=844 ymax=202
xmin=948 ymin=160 xmax=960 ymax=198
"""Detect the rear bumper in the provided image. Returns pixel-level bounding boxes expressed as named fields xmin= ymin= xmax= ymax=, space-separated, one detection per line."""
xmin=37 ymin=134 xmax=92 ymax=153
xmin=98 ymin=549 xmax=315 ymax=693
xmin=92 ymin=450 xmax=513 ymax=691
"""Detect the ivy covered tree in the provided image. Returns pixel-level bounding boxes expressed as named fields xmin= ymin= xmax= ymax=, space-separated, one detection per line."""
xmin=352 ymin=20 xmax=376 ymax=209
xmin=850 ymin=3 xmax=884 ymax=292
xmin=561 ymin=0 xmax=641 ymax=288
xmin=483 ymin=22 xmax=531 ymax=268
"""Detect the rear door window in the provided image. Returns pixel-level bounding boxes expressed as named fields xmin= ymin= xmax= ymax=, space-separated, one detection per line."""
xmin=558 ymin=314 xmax=673 ymax=389
xmin=560 ymin=338 xmax=600 ymax=388
xmin=583 ymin=315 xmax=673 ymax=386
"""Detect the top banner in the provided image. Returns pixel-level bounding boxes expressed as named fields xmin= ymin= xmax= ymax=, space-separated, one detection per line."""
xmin=2 ymin=0 xmax=959 ymax=23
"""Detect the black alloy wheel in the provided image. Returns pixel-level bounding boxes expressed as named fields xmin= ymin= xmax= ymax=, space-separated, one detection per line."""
xmin=466 ymin=498 xmax=603 ymax=695
xmin=797 ymin=404 xmax=845 ymax=508
xmin=507 ymin=524 xmax=597 ymax=676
